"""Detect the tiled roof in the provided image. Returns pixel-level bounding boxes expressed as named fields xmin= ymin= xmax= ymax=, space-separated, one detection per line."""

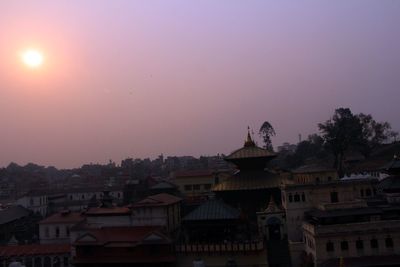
xmin=212 ymin=171 xmax=282 ymax=191
xmin=0 ymin=244 xmax=70 ymax=257
xmin=225 ymin=146 xmax=276 ymax=160
xmin=73 ymin=255 xmax=176 ymax=264
xmin=0 ymin=206 xmax=30 ymax=225
xmin=39 ymin=211 xmax=85 ymax=224
xmin=132 ymin=193 xmax=181 ymax=207
xmin=85 ymin=207 xmax=131 ymax=216
xmin=74 ymin=226 xmax=169 ymax=245
xmin=173 ymin=170 xmax=215 ymax=178
xmin=292 ymin=164 xmax=336 ymax=174
xmin=183 ymin=199 xmax=240 ymax=221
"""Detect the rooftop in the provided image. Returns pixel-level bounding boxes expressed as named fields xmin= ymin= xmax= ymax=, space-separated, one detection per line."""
xmin=183 ymin=199 xmax=240 ymax=221
xmin=292 ymin=164 xmax=336 ymax=174
xmin=0 ymin=206 xmax=30 ymax=225
xmin=213 ymin=170 xmax=282 ymax=191
xmin=85 ymin=207 xmax=131 ymax=216
xmin=39 ymin=210 xmax=85 ymax=224
xmin=132 ymin=193 xmax=181 ymax=207
xmin=0 ymin=244 xmax=70 ymax=257
xmin=74 ymin=226 xmax=169 ymax=245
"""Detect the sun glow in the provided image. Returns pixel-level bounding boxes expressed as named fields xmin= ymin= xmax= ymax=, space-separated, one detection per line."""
xmin=22 ymin=49 xmax=44 ymax=68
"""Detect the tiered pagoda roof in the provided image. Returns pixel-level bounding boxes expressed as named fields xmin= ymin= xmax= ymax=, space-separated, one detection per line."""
xmin=224 ymin=131 xmax=276 ymax=170
xmin=213 ymin=130 xmax=281 ymax=192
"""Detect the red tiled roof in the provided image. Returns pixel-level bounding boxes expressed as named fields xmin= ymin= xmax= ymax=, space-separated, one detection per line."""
xmin=74 ymin=226 xmax=169 ymax=245
xmin=40 ymin=211 xmax=85 ymax=224
xmin=226 ymin=146 xmax=276 ymax=160
xmin=132 ymin=193 xmax=181 ymax=208
xmin=85 ymin=207 xmax=131 ymax=216
xmin=73 ymin=255 xmax=175 ymax=264
xmin=0 ymin=244 xmax=70 ymax=257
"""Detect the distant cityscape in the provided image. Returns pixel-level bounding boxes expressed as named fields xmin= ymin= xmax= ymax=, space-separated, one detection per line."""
xmin=1 ymin=124 xmax=400 ymax=266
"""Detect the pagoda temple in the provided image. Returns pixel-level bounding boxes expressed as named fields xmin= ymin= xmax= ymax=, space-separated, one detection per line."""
xmin=213 ymin=130 xmax=287 ymax=220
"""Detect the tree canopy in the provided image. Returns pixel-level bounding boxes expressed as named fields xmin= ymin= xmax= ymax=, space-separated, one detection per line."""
xmin=318 ymin=107 xmax=397 ymax=175
xmin=259 ymin=121 xmax=276 ymax=151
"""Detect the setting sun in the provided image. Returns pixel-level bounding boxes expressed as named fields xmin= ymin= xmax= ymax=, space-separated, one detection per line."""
xmin=21 ymin=49 xmax=44 ymax=68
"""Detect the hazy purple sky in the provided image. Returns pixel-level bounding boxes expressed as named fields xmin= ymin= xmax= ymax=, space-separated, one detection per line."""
xmin=0 ymin=1 xmax=399 ymax=168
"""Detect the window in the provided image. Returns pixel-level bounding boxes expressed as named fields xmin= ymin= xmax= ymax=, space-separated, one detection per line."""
xmin=330 ymin=192 xmax=339 ymax=203
xmin=341 ymin=241 xmax=349 ymax=251
xmin=55 ymin=227 xmax=60 ymax=238
xmin=316 ymin=177 xmax=320 ymax=183
xmin=66 ymin=227 xmax=70 ymax=237
xmin=328 ymin=176 xmax=332 ymax=181
xmin=360 ymin=189 xmax=364 ymax=197
xmin=356 ymin=239 xmax=364 ymax=250
xmin=289 ymin=194 xmax=293 ymax=202
xmin=373 ymin=188 xmax=377 ymax=196
xmin=301 ymin=193 xmax=306 ymax=202
xmin=326 ymin=241 xmax=334 ymax=252
xmin=294 ymin=194 xmax=300 ymax=202
xmin=366 ymin=188 xmax=372 ymax=197
xmin=184 ymin=185 xmax=192 ymax=191
xmin=385 ymin=237 xmax=394 ymax=248
xmin=81 ymin=194 xmax=85 ymax=200
xmin=70 ymin=195 xmax=73 ymax=200
xmin=30 ymin=198 xmax=34 ymax=206
xmin=45 ymin=227 xmax=49 ymax=238
xmin=204 ymin=184 xmax=212 ymax=190
xmin=371 ymin=238 xmax=378 ymax=249
xmin=193 ymin=184 xmax=200 ymax=190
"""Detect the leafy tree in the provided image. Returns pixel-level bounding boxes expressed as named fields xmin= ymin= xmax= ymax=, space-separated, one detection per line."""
xmin=357 ymin=113 xmax=397 ymax=157
xmin=259 ymin=121 xmax=276 ymax=151
xmin=318 ymin=108 xmax=363 ymax=174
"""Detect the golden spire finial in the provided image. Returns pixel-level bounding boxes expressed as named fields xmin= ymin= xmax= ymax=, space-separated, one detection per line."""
xmin=244 ymin=126 xmax=255 ymax=147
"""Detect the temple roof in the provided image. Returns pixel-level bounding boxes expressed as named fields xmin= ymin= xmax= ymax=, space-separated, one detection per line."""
xmin=183 ymin=199 xmax=240 ymax=221
xmin=74 ymin=226 xmax=169 ymax=245
xmin=226 ymin=130 xmax=276 ymax=161
xmin=264 ymin=195 xmax=282 ymax=213
xmin=226 ymin=146 xmax=276 ymax=161
xmin=212 ymin=171 xmax=282 ymax=191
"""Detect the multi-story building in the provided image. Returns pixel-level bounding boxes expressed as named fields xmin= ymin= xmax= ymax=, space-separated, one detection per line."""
xmin=39 ymin=210 xmax=85 ymax=244
xmin=130 ymin=193 xmax=182 ymax=233
xmin=171 ymin=169 xmax=230 ymax=199
xmin=16 ymin=190 xmax=48 ymax=217
xmin=281 ymin=170 xmax=400 ymax=267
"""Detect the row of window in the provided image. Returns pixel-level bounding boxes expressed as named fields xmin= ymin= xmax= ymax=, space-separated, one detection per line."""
xmin=44 ymin=226 xmax=70 ymax=238
xmin=326 ymin=237 xmax=394 ymax=252
xmin=360 ymin=188 xmax=377 ymax=197
xmin=288 ymin=193 xmax=306 ymax=203
xmin=69 ymin=192 xmax=122 ymax=200
xmin=184 ymin=184 xmax=212 ymax=191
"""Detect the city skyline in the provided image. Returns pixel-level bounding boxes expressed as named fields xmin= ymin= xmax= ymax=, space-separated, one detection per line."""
xmin=1 ymin=1 xmax=400 ymax=168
